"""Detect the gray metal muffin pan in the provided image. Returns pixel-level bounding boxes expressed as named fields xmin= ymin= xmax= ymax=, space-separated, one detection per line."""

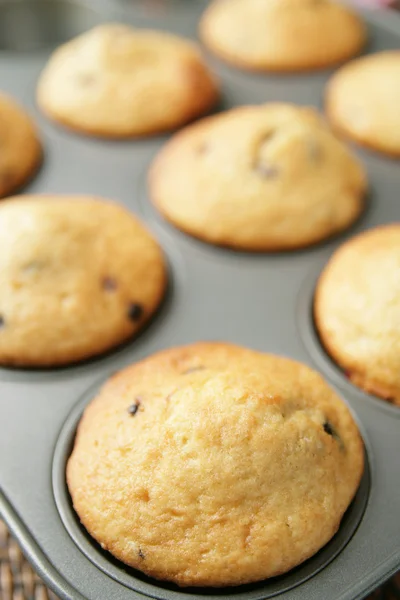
xmin=0 ymin=1 xmax=399 ymax=599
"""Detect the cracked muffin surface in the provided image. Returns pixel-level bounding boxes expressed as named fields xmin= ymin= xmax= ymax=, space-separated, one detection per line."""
xmin=315 ymin=224 xmax=400 ymax=405
xmin=37 ymin=24 xmax=218 ymax=138
xmin=200 ymin=0 xmax=366 ymax=72
xmin=67 ymin=342 xmax=364 ymax=587
xmin=0 ymin=195 xmax=166 ymax=366
xmin=149 ymin=103 xmax=366 ymax=250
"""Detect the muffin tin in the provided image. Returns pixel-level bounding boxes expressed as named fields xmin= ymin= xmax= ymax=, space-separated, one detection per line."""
xmin=0 ymin=1 xmax=399 ymax=599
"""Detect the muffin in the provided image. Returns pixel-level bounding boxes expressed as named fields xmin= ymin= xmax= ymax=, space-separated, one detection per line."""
xmin=0 ymin=93 xmax=42 ymax=198
xmin=149 ymin=103 xmax=366 ymax=251
xmin=67 ymin=342 xmax=364 ymax=587
xmin=0 ymin=195 xmax=166 ymax=366
xmin=200 ymin=0 xmax=366 ymax=72
xmin=326 ymin=51 xmax=400 ymax=157
xmin=315 ymin=224 xmax=400 ymax=405
xmin=37 ymin=24 xmax=219 ymax=138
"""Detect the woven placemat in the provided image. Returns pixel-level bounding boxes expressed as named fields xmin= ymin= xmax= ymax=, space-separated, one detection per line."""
xmin=0 ymin=518 xmax=399 ymax=600
xmin=0 ymin=521 xmax=59 ymax=600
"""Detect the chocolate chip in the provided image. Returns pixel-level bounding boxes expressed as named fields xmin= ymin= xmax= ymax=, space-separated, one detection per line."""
xmin=323 ymin=421 xmax=335 ymax=436
xmin=76 ymin=73 xmax=96 ymax=86
xmin=0 ymin=316 xmax=4 ymax=328
xmin=138 ymin=548 xmax=145 ymax=560
xmin=128 ymin=399 xmax=141 ymax=416
xmin=323 ymin=421 xmax=342 ymax=446
xmin=102 ymin=276 xmax=117 ymax=292
xmin=256 ymin=163 xmax=280 ymax=179
xmin=254 ymin=131 xmax=280 ymax=179
xmin=183 ymin=366 xmax=205 ymax=375
xmin=307 ymin=138 xmax=322 ymax=162
xmin=23 ymin=261 xmax=45 ymax=273
xmin=259 ymin=131 xmax=275 ymax=145
xmin=127 ymin=303 xmax=144 ymax=321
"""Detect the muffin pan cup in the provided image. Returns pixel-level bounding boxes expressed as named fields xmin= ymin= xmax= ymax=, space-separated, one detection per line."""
xmin=0 ymin=1 xmax=399 ymax=600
